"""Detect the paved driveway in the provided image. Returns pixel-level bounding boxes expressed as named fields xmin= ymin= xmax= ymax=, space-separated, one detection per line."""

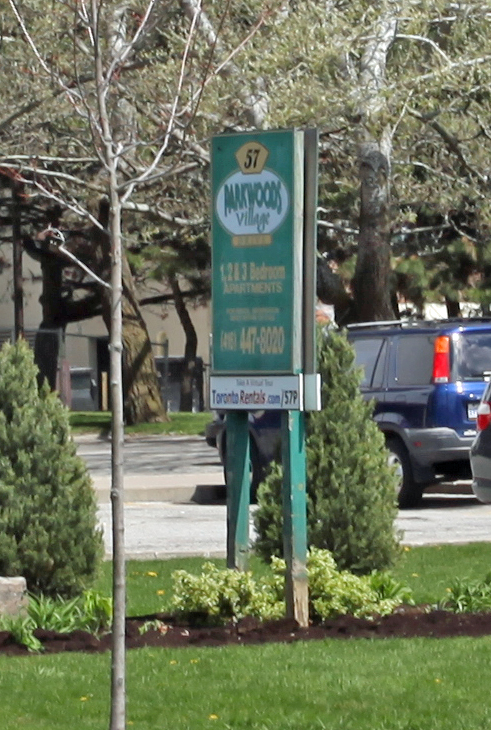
xmin=98 ymin=492 xmax=491 ymax=560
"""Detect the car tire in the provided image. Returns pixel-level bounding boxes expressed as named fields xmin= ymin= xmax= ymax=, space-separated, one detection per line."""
xmin=386 ymin=437 xmax=423 ymax=509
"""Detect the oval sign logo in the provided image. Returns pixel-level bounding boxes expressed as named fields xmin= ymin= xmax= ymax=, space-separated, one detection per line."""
xmin=216 ymin=169 xmax=289 ymax=236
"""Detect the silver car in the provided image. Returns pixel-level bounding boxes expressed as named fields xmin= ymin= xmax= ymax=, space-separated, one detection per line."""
xmin=471 ymin=380 xmax=491 ymax=502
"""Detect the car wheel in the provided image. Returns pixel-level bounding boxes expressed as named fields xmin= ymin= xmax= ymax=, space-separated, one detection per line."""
xmin=386 ymin=437 xmax=423 ymax=509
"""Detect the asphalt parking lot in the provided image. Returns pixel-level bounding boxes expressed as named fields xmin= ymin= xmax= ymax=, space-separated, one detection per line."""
xmin=78 ymin=436 xmax=491 ymax=559
xmin=97 ymin=488 xmax=491 ymax=560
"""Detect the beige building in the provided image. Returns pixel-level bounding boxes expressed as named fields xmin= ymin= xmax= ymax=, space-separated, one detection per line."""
xmin=0 ymin=247 xmax=211 ymax=409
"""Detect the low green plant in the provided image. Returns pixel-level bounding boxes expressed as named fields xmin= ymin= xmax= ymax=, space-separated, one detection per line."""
xmin=27 ymin=594 xmax=83 ymax=634
xmin=0 ymin=614 xmax=42 ymax=652
xmin=171 ymin=561 xmax=284 ymax=624
xmin=138 ymin=619 xmax=169 ymax=636
xmin=439 ymin=574 xmax=491 ymax=613
xmin=304 ymin=547 xmax=412 ymax=620
xmin=368 ymin=571 xmax=414 ymax=604
xmin=27 ymin=589 xmax=112 ymax=634
xmin=81 ymin=589 xmax=113 ymax=633
xmin=0 ymin=589 xmax=112 ymax=651
xmin=171 ymin=547 xmax=412 ymax=624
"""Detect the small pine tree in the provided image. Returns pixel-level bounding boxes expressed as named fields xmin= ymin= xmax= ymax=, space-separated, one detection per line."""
xmin=0 ymin=340 xmax=103 ymax=597
xmin=254 ymin=328 xmax=401 ymax=574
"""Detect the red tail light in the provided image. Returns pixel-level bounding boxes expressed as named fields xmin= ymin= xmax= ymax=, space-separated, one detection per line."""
xmin=477 ymin=402 xmax=491 ymax=432
xmin=432 ymin=336 xmax=450 ymax=383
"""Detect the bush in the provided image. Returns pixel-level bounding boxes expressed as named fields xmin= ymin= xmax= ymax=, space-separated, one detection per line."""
xmin=254 ymin=328 xmax=401 ymax=574
xmin=0 ymin=340 xmax=103 ymax=597
xmin=170 ymin=548 xmax=412 ymax=625
xmin=171 ymin=561 xmax=285 ymax=624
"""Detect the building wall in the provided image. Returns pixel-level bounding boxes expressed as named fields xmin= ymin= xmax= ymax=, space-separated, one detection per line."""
xmin=0 ymin=249 xmax=211 ymax=369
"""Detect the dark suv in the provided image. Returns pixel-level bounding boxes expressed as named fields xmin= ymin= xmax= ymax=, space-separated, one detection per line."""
xmin=206 ymin=319 xmax=491 ymax=507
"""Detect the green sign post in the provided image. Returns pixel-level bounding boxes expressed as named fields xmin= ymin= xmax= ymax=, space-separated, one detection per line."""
xmin=211 ymin=129 xmax=318 ymax=626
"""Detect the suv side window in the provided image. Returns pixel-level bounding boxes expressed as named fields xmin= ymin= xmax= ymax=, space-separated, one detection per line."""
xmin=395 ymin=335 xmax=434 ymax=385
xmin=352 ymin=338 xmax=386 ymax=388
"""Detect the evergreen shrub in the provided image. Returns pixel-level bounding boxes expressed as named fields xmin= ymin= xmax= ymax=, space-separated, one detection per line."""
xmin=254 ymin=328 xmax=401 ymax=573
xmin=0 ymin=340 xmax=103 ymax=597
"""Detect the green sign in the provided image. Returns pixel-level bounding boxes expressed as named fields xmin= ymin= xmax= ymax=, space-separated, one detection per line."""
xmin=211 ymin=130 xmax=304 ymax=375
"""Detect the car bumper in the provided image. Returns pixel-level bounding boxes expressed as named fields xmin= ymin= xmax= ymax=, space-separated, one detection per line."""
xmin=404 ymin=427 xmax=475 ymax=468
xmin=471 ymin=473 xmax=491 ymax=503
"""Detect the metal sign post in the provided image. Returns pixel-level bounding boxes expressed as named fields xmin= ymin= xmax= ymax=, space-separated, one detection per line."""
xmin=210 ymin=129 xmax=319 ymax=626
xmin=225 ymin=410 xmax=250 ymax=571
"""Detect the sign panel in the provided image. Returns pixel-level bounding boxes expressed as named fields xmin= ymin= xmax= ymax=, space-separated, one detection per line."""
xmin=210 ymin=375 xmax=302 ymax=410
xmin=211 ymin=130 xmax=304 ymax=375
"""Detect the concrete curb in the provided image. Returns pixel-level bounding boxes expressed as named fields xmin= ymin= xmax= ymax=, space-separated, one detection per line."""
xmin=73 ymin=432 xmax=206 ymax=443
xmin=92 ymin=473 xmax=226 ymax=504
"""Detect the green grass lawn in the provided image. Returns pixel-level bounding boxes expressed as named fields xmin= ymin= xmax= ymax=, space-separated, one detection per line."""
xmin=93 ymin=542 xmax=491 ymax=616
xmin=69 ymin=410 xmax=212 ymax=437
xmin=3 ymin=544 xmax=491 ymax=730
xmin=2 ymin=634 xmax=491 ymax=729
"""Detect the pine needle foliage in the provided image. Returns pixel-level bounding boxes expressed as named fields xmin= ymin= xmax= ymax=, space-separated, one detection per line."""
xmin=254 ymin=329 xmax=401 ymax=574
xmin=0 ymin=340 xmax=103 ymax=597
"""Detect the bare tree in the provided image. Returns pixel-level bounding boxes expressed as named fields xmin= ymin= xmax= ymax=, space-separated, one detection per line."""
xmin=4 ymin=1 xmax=273 ymax=725
xmin=5 ymin=2 xmax=199 ymax=726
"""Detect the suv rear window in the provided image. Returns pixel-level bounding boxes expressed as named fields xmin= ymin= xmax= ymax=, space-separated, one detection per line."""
xmin=452 ymin=332 xmax=491 ymax=381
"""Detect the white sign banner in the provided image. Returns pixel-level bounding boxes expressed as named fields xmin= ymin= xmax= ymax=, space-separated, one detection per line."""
xmin=210 ymin=375 xmax=303 ymax=410
xmin=215 ymin=169 xmax=289 ymax=237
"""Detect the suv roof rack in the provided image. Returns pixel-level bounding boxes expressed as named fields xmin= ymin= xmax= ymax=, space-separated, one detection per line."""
xmin=346 ymin=316 xmax=491 ymax=331
xmin=346 ymin=319 xmax=415 ymax=329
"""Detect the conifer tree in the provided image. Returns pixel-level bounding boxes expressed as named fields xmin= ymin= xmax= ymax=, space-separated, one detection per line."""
xmin=254 ymin=329 xmax=401 ymax=573
xmin=0 ymin=340 xmax=103 ymax=597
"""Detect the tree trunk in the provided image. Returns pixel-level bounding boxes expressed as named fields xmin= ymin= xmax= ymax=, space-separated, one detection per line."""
xmin=445 ymin=297 xmax=461 ymax=318
xmin=352 ymin=10 xmax=398 ymax=323
xmin=121 ymin=254 xmax=167 ymax=423
xmin=353 ymin=141 xmax=395 ymax=322
xmin=170 ymin=275 xmax=198 ymax=412
xmin=34 ymin=238 xmax=64 ymax=390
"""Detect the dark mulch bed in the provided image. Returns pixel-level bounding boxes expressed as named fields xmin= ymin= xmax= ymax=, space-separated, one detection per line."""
xmin=3 ymin=607 xmax=491 ymax=656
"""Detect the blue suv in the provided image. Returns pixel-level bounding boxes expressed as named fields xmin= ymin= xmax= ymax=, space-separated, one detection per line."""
xmin=205 ymin=319 xmax=491 ymax=507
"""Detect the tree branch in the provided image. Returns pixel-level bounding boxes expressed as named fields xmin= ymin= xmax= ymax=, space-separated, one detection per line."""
xmin=180 ymin=0 xmax=270 ymax=128
xmin=409 ymin=108 xmax=488 ymax=185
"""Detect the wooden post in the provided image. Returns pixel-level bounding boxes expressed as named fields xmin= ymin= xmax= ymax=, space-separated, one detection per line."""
xmin=281 ymin=409 xmax=309 ymax=626
xmin=226 ymin=410 xmax=250 ymax=571
xmin=101 ymin=371 xmax=109 ymax=411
